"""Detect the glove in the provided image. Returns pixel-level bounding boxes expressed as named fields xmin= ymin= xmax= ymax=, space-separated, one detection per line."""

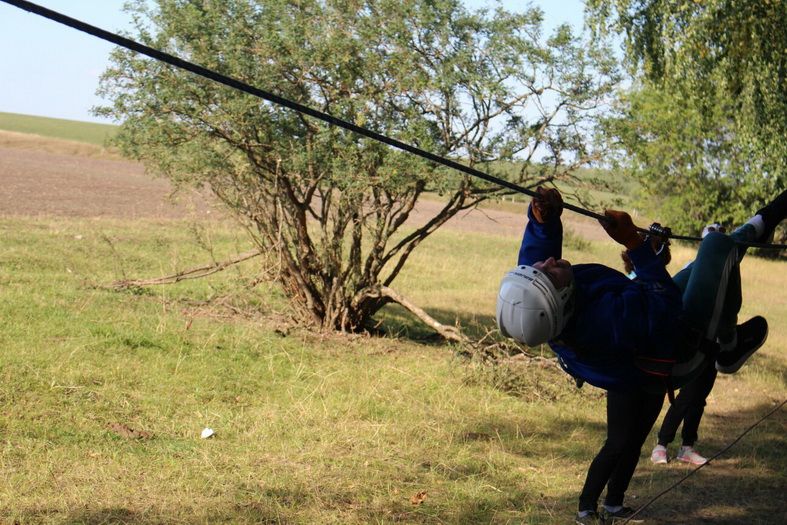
xmin=530 ymin=186 xmax=563 ymax=224
xmin=601 ymin=210 xmax=643 ymax=250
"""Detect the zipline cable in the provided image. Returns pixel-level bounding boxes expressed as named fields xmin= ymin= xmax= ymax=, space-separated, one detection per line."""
xmin=621 ymin=398 xmax=787 ymax=523
xmin=2 ymin=0 xmax=785 ymax=250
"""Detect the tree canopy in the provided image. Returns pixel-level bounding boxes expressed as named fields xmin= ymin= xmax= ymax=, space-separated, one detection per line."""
xmin=588 ymin=0 xmax=786 ymax=236
xmin=96 ymin=0 xmax=619 ymax=333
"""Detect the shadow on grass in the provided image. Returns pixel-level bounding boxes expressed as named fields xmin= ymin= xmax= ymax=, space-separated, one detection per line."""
xmin=373 ymin=303 xmax=499 ymax=343
xmin=621 ymin=400 xmax=786 ymax=524
xmin=457 ymin=411 xmax=607 ymax=462
xmin=22 ymin=506 xmax=288 ymax=524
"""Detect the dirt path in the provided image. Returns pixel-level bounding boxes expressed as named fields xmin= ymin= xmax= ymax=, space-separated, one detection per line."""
xmin=0 ymin=132 xmax=605 ymax=240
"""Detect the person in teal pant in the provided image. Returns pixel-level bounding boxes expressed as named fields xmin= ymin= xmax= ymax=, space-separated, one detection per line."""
xmin=497 ymin=188 xmax=786 ymax=524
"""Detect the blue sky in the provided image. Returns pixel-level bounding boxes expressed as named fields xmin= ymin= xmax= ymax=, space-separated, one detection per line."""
xmin=0 ymin=0 xmax=586 ymax=123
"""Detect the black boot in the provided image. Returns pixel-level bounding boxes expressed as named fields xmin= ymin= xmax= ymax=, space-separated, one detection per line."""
xmin=755 ymin=190 xmax=787 ymax=242
xmin=716 ymin=316 xmax=768 ymax=373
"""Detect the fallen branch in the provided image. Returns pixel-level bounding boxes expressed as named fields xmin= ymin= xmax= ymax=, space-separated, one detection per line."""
xmin=377 ymin=285 xmax=468 ymax=343
xmin=112 ymin=249 xmax=262 ymax=289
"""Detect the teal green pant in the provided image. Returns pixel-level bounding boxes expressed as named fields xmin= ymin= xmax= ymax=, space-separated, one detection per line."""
xmin=670 ymin=224 xmax=757 ymax=384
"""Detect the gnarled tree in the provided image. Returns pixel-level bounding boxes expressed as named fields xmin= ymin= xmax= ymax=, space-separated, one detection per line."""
xmin=97 ymin=0 xmax=619 ymax=332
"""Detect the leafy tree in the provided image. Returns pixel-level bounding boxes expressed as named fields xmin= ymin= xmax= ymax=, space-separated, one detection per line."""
xmin=96 ymin=0 xmax=619 ymax=334
xmin=602 ymin=83 xmax=776 ymax=234
xmin=588 ymin=0 xmax=787 ymax=237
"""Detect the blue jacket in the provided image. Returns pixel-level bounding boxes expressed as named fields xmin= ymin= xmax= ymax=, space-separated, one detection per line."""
xmin=517 ymin=207 xmax=685 ymax=390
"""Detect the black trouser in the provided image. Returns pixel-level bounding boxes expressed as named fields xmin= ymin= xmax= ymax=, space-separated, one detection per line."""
xmin=657 ymin=360 xmax=718 ymax=447
xmin=578 ymin=388 xmax=665 ymax=511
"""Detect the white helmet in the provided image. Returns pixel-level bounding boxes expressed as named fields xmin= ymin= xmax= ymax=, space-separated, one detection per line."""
xmin=496 ymin=265 xmax=574 ymax=346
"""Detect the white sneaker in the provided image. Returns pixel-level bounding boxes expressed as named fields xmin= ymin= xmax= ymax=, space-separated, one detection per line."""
xmin=650 ymin=444 xmax=668 ymax=464
xmin=676 ymin=446 xmax=708 ymax=465
xmin=701 ymin=222 xmax=726 ymax=238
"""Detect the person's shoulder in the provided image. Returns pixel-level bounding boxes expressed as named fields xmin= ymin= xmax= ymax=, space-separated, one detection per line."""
xmin=573 ymin=262 xmax=627 ymax=278
xmin=572 ymin=263 xmax=632 ymax=289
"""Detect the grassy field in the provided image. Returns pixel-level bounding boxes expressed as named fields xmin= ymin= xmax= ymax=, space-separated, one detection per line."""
xmin=0 ymin=112 xmax=116 ymax=146
xmin=1 ymin=215 xmax=784 ymax=524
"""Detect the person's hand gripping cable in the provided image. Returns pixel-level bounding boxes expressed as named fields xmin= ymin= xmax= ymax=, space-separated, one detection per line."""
xmin=531 ymin=186 xmax=563 ymax=224
xmin=601 ymin=209 xmax=644 ymax=250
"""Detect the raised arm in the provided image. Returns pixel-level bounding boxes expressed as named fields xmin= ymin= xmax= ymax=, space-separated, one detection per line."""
xmin=595 ymin=209 xmax=682 ymax=356
xmin=517 ymin=187 xmax=564 ymax=266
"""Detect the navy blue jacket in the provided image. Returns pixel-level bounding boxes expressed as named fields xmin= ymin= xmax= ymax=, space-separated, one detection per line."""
xmin=517 ymin=207 xmax=684 ymax=390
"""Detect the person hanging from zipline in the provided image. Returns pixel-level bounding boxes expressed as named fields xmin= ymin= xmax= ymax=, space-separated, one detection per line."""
xmin=620 ymin=225 xmax=715 ymax=467
xmin=496 ymin=187 xmax=786 ymax=524
xmin=631 ymin=222 xmax=728 ymax=468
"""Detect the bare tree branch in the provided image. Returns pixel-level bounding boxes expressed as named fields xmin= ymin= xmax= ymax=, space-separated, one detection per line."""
xmin=112 ymin=249 xmax=262 ymax=289
xmin=376 ymin=286 xmax=468 ymax=343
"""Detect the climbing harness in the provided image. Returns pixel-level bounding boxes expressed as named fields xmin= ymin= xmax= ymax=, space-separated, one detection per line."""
xmin=2 ymin=0 xmax=785 ymax=250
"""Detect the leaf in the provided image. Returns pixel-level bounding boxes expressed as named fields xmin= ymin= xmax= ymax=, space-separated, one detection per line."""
xmin=410 ymin=490 xmax=428 ymax=506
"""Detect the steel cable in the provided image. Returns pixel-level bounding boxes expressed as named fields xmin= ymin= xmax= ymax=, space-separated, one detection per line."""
xmin=2 ymin=0 xmax=785 ymax=251
xmin=621 ymin=398 xmax=786 ymax=523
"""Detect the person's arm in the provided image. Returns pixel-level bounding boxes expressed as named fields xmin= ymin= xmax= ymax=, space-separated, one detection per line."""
xmin=593 ymin=210 xmax=682 ymax=355
xmin=601 ymin=209 xmax=674 ymax=285
xmin=517 ymin=187 xmax=564 ymax=266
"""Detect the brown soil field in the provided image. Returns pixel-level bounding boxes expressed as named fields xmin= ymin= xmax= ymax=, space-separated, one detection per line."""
xmin=0 ymin=132 xmax=215 ymax=219
xmin=0 ymin=130 xmax=607 ymax=241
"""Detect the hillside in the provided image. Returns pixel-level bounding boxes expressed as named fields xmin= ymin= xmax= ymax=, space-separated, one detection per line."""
xmin=0 ymin=111 xmax=117 ymax=146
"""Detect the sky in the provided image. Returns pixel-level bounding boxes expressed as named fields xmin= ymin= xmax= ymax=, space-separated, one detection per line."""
xmin=0 ymin=0 xmax=587 ymax=124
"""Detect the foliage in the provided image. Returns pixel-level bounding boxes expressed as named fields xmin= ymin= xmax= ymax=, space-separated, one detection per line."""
xmin=587 ymin=0 xmax=787 ymax=238
xmin=602 ymin=83 xmax=784 ymax=236
xmin=96 ymin=0 xmax=619 ymax=331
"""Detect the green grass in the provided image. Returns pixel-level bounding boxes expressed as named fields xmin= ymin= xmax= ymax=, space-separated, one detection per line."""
xmin=0 ymin=112 xmax=117 ymax=146
xmin=0 ymin=217 xmax=784 ymax=524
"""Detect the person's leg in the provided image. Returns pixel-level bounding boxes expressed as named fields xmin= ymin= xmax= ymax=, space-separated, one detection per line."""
xmin=680 ymin=231 xmax=739 ymax=341
xmin=578 ymin=390 xmax=634 ymax=512
xmin=676 ymin=230 xmax=768 ymax=377
xmin=677 ymin=188 xmax=786 ymax=347
xmin=752 ymin=189 xmax=787 ymax=243
xmin=603 ymin=390 xmax=664 ymax=508
xmin=679 ymin=361 xmax=718 ymax=447
xmin=656 ymin=388 xmax=693 ymax=446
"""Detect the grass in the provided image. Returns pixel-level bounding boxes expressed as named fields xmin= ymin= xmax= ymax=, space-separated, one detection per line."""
xmin=0 ymin=112 xmax=116 ymax=146
xmin=1 ymin=215 xmax=784 ymax=524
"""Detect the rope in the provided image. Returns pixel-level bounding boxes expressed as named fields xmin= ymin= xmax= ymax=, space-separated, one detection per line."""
xmin=621 ymin=398 xmax=787 ymax=523
xmin=2 ymin=0 xmax=785 ymax=250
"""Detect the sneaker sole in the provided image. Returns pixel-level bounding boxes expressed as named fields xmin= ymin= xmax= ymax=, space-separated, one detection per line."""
xmin=676 ymin=456 xmax=707 ymax=466
xmin=715 ymin=322 xmax=768 ymax=373
xmin=650 ymin=458 xmax=668 ymax=465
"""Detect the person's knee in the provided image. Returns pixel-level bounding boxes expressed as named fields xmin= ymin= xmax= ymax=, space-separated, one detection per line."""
xmin=600 ymin=437 xmax=628 ymax=456
xmin=698 ymin=231 xmax=737 ymax=258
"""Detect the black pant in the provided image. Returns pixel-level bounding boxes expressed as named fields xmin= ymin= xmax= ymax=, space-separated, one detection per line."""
xmin=578 ymin=388 xmax=665 ymax=511
xmin=657 ymin=360 xmax=718 ymax=446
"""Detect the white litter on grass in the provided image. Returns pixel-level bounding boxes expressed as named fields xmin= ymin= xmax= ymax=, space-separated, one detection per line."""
xmin=201 ymin=427 xmax=215 ymax=439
